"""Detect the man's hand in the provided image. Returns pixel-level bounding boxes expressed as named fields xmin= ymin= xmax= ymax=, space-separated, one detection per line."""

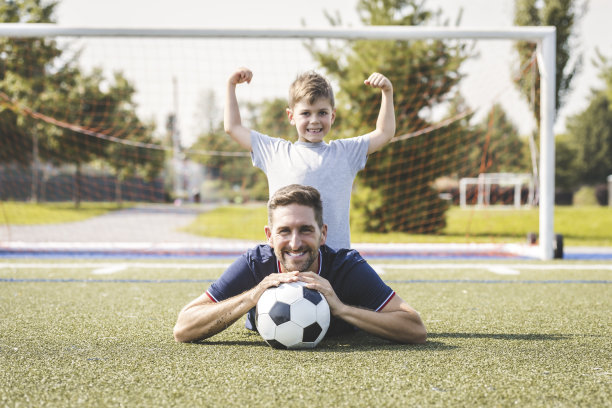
xmin=250 ymin=271 xmax=300 ymax=303
xmin=297 ymin=272 xmax=345 ymax=315
xmin=297 ymin=271 xmax=427 ymax=344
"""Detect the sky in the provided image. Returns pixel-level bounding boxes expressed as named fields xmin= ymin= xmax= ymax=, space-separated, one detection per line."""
xmin=54 ymin=0 xmax=612 ymax=145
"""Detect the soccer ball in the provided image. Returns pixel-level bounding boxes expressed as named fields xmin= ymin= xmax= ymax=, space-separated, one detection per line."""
xmin=256 ymin=281 xmax=330 ymax=349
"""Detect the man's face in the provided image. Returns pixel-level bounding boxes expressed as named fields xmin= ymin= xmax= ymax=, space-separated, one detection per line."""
xmin=265 ymin=203 xmax=327 ymax=273
xmin=286 ymin=98 xmax=336 ymax=144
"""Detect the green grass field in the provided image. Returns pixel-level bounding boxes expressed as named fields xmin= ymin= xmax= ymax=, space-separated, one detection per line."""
xmin=1 ymin=260 xmax=610 ymax=407
xmin=3 ymin=201 xmax=610 ymax=246
xmin=182 ymin=204 xmax=612 ymax=246
xmin=0 ymin=202 xmax=124 ymax=225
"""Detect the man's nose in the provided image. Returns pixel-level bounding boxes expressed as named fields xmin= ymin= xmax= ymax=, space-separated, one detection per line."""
xmin=289 ymin=231 xmax=302 ymax=249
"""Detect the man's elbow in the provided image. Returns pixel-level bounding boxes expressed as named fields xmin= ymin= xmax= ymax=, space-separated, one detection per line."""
xmin=401 ymin=314 xmax=427 ymax=344
xmin=395 ymin=325 xmax=427 ymax=344
xmin=173 ymin=324 xmax=191 ymax=343
xmin=410 ymin=326 xmax=428 ymax=344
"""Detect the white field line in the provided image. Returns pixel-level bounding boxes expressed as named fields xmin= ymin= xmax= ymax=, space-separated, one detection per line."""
xmin=0 ymin=262 xmax=230 ymax=269
xmin=486 ymin=265 xmax=521 ymax=275
xmin=91 ymin=265 xmax=128 ymax=275
xmin=1 ymin=262 xmax=611 ymax=272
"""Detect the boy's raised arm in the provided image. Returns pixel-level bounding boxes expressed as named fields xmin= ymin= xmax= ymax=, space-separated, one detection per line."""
xmin=364 ymin=72 xmax=396 ymax=154
xmin=224 ymin=67 xmax=253 ymax=150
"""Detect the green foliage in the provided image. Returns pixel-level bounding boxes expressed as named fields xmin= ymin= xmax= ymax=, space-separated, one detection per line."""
xmin=311 ymin=0 xmax=472 ymax=233
xmin=349 ymin=181 xmax=388 ymax=232
xmin=188 ymin=93 xmax=289 ymax=203
xmin=554 ymin=133 xmax=579 ymax=190
xmin=554 ymin=51 xmax=612 ymax=191
xmin=187 ymin=126 xmax=268 ymax=203
xmin=250 ymin=97 xmax=295 ymax=142
xmin=471 ymin=104 xmax=529 ymax=174
xmin=565 ymin=91 xmax=612 ymax=185
xmin=513 ymin=0 xmax=585 ymax=124
xmin=0 ymin=0 xmax=164 ymax=205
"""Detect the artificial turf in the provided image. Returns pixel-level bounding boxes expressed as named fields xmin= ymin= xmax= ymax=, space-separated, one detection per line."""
xmin=1 ymin=260 xmax=610 ymax=407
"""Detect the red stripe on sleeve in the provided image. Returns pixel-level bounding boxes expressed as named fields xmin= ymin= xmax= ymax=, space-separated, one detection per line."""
xmin=205 ymin=291 xmax=218 ymax=303
xmin=376 ymin=291 xmax=395 ymax=312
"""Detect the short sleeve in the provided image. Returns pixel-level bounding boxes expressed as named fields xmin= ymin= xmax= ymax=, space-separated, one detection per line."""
xmin=250 ymin=130 xmax=289 ymax=173
xmin=327 ymin=249 xmax=394 ymax=312
xmin=206 ymin=254 xmax=258 ymax=302
xmin=331 ymin=135 xmax=370 ymax=174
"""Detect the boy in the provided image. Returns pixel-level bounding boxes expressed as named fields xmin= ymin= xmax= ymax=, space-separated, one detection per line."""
xmin=224 ymin=67 xmax=395 ymax=249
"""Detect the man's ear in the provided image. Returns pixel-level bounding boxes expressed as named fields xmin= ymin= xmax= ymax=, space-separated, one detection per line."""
xmin=319 ymin=224 xmax=328 ymax=246
xmin=264 ymin=225 xmax=273 ymax=246
xmin=286 ymin=108 xmax=295 ymax=125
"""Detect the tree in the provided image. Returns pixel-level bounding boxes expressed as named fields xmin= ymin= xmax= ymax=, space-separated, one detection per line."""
xmin=311 ymin=0 xmax=472 ymax=233
xmin=0 ymin=0 xmax=61 ymax=165
xmin=472 ymin=104 xmax=529 ymax=175
xmin=253 ymin=98 xmax=294 ymax=142
xmin=0 ymin=1 xmax=164 ymax=205
xmin=564 ymin=52 xmax=612 ymax=186
xmin=514 ymin=0 xmax=586 ymax=124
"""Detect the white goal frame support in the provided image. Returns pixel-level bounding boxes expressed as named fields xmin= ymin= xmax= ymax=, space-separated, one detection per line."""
xmin=460 ymin=173 xmax=535 ymax=209
xmin=0 ymin=24 xmax=557 ymax=260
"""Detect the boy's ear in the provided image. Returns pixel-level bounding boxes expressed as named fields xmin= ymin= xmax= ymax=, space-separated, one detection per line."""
xmin=286 ymin=108 xmax=295 ymax=125
xmin=331 ymin=108 xmax=336 ymax=124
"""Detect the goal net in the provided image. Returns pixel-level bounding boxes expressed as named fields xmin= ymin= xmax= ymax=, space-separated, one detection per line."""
xmin=0 ymin=25 xmax=556 ymax=259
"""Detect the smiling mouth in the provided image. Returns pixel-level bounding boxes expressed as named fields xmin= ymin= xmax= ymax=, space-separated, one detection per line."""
xmin=285 ymin=250 xmax=307 ymax=258
xmin=307 ymin=128 xmax=322 ymax=134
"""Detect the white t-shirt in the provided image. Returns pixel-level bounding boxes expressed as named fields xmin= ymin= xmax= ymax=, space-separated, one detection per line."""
xmin=251 ymin=130 xmax=369 ymax=250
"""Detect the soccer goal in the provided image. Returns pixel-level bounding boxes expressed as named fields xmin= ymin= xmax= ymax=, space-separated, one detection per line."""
xmin=0 ymin=24 xmax=556 ymax=260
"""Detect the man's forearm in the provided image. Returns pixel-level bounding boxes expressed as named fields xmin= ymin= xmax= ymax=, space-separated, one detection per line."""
xmin=335 ymin=304 xmax=426 ymax=344
xmin=174 ymin=290 xmax=256 ymax=343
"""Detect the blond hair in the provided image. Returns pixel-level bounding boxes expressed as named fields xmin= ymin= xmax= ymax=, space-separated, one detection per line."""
xmin=288 ymin=71 xmax=335 ymax=109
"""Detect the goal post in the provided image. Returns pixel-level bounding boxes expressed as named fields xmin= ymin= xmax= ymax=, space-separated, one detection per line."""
xmin=0 ymin=24 xmax=556 ymax=260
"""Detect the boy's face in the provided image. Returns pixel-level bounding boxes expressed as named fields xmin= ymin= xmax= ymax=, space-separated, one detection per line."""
xmin=286 ymin=98 xmax=336 ymax=144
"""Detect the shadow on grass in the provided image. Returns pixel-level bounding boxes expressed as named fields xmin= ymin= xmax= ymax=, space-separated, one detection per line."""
xmin=316 ymin=331 xmax=457 ymax=352
xmin=190 ymin=331 xmax=456 ymax=351
xmin=189 ymin=331 xmax=575 ymax=351
xmin=428 ymin=332 xmax=571 ymax=341
xmin=194 ymin=340 xmax=270 ymax=347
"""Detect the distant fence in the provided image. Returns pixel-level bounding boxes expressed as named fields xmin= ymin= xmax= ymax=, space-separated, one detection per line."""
xmin=0 ymin=166 xmax=166 ymax=202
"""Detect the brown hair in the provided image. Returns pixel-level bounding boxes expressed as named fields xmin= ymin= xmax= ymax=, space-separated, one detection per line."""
xmin=267 ymin=184 xmax=324 ymax=228
xmin=288 ymin=71 xmax=335 ymax=109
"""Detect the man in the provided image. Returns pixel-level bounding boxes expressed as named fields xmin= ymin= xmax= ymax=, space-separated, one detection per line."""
xmin=173 ymin=184 xmax=426 ymax=344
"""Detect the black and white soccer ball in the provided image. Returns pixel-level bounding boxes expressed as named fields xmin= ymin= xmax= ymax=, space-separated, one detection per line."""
xmin=256 ymin=281 xmax=330 ymax=349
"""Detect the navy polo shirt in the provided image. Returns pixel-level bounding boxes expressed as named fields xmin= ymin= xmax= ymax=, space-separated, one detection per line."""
xmin=206 ymin=244 xmax=395 ymax=336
